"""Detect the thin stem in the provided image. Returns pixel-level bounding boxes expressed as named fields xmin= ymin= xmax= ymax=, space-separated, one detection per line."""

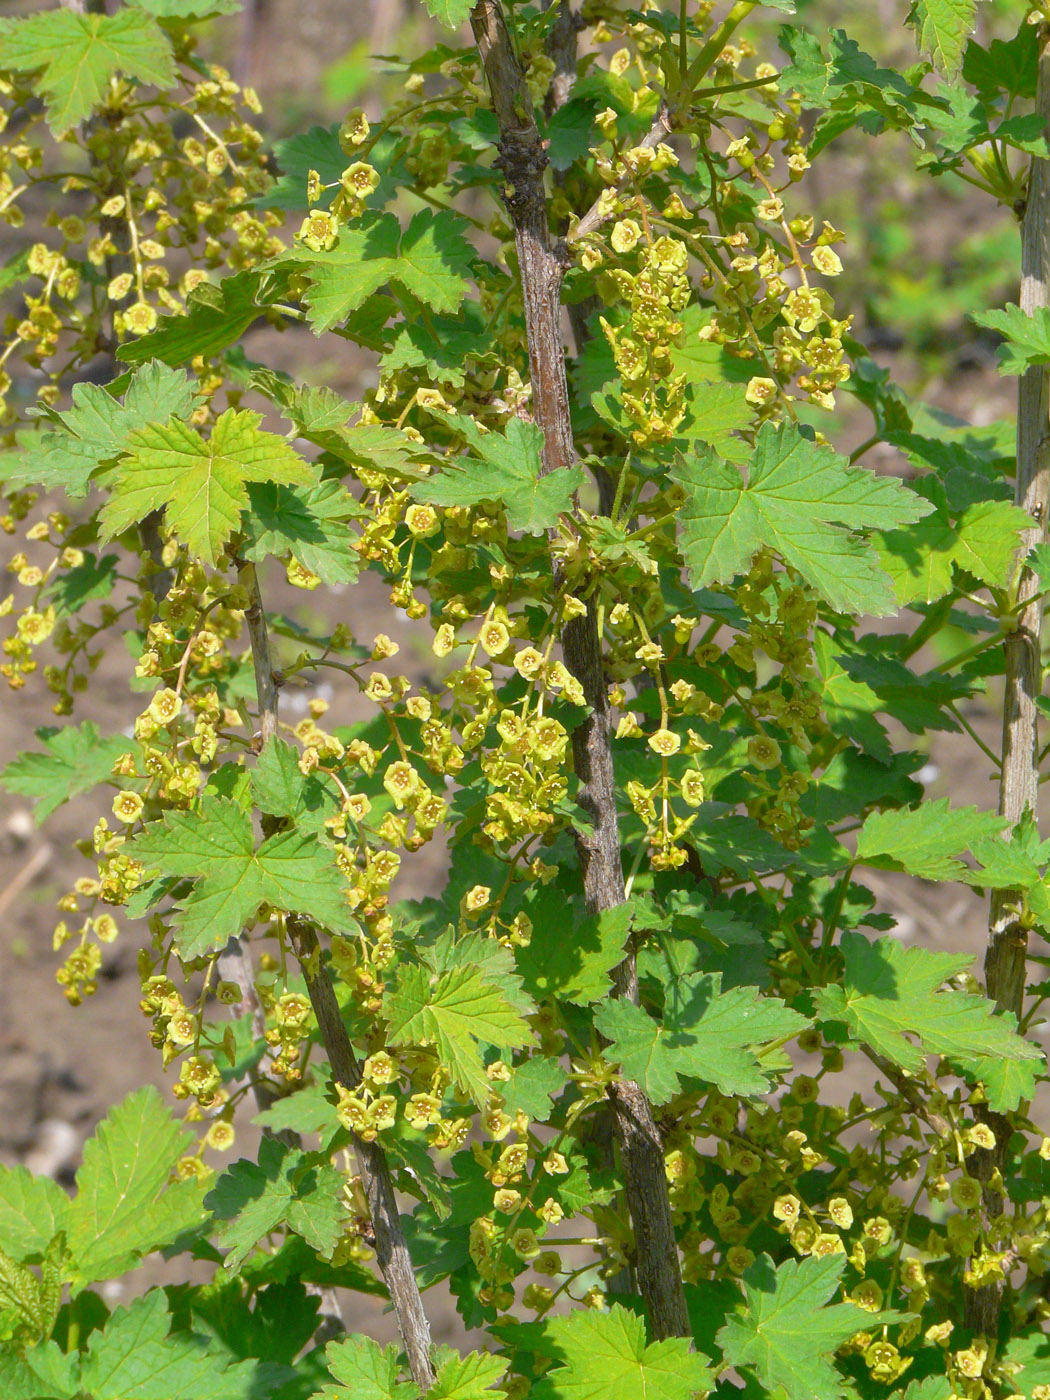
xmin=966 ymin=25 xmax=1050 ymax=1338
xmin=240 ymin=561 xmax=435 ymax=1387
xmin=471 ymin=0 xmax=689 ymax=1341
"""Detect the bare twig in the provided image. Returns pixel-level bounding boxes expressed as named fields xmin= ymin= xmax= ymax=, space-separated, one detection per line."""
xmin=470 ymin=0 xmax=689 ymax=1340
xmin=965 ymin=23 xmax=1050 ymax=1337
xmin=240 ymin=562 xmax=434 ymax=1389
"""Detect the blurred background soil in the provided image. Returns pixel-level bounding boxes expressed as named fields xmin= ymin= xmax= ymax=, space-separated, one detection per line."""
xmin=0 ymin=0 xmax=1039 ymax=1341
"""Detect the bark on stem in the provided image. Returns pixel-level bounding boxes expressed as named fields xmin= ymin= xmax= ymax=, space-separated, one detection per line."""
xmin=964 ymin=23 xmax=1050 ymax=1337
xmin=240 ymin=563 xmax=435 ymax=1388
xmin=470 ymin=0 xmax=689 ymax=1340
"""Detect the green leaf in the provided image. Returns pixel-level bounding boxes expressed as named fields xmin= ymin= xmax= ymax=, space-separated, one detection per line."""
xmin=100 ymin=409 xmax=316 ymax=566
xmin=68 ymin=1086 xmax=206 ymax=1286
xmin=0 ymin=9 xmax=174 ymax=133
xmin=117 ymin=272 xmax=266 ymax=368
xmin=285 ymin=209 xmax=474 ymax=333
xmin=423 ymin=0 xmax=474 ymax=28
xmin=0 ymin=722 xmax=135 ymax=823
xmin=384 ymin=962 xmax=533 ymax=1107
xmin=321 ymin=1332 xmax=418 ymax=1400
xmin=129 ymin=796 xmax=358 ymax=957
xmin=79 ymin=1289 xmax=266 ymax=1399
xmin=499 ymin=1056 xmax=565 ymax=1122
xmin=413 ymin=414 xmax=583 ymax=534
xmin=253 ymin=1082 xmax=334 ymax=1136
xmin=878 ymin=496 xmax=1032 ymax=604
xmin=594 ymin=974 xmax=807 ymax=1105
xmin=670 ymin=424 xmax=931 ymax=615
xmin=45 ymin=552 xmax=120 ymax=616
xmin=130 ymin=0 xmax=242 ymax=16
xmin=0 ymin=1341 xmax=79 ymax=1400
xmin=514 ymin=894 xmax=631 ymax=1005
xmin=250 ymin=737 xmax=339 ymax=829
xmin=428 ymin=1347 xmax=507 ymax=1400
xmin=0 ymin=1168 xmax=70 ymax=1262
xmin=972 ymin=304 xmax=1050 ymax=376
xmin=717 ymin=1254 xmax=869 ymax=1400
xmin=854 ymin=797 xmax=1006 ymax=880
xmin=4 ymin=361 xmax=198 ymax=497
xmin=205 ymin=1137 xmax=345 ymax=1272
xmin=813 ymin=931 xmax=1041 ymax=1081
xmin=533 ymin=1305 xmax=713 ymax=1400
xmin=907 ymin=0 xmax=978 ymax=76
xmin=963 ymin=25 xmax=1037 ymax=99
xmin=242 ymin=479 xmax=363 ymax=584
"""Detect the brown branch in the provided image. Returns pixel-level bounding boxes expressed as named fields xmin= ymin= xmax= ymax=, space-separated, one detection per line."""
xmin=240 ymin=562 xmax=434 ymax=1388
xmin=470 ymin=0 xmax=689 ymax=1340
xmin=965 ymin=23 xmax=1050 ymax=1337
xmin=568 ymin=103 xmax=673 ymax=247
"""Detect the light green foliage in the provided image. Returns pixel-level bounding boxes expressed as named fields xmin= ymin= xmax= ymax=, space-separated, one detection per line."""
xmin=972 ymin=303 xmax=1050 ymax=375
xmin=423 ymin=0 xmax=476 ymax=28
xmin=117 ymin=273 xmax=266 ymax=368
xmin=814 ymin=932 xmax=1041 ymax=1098
xmin=717 ymin=1255 xmax=871 ymax=1400
xmin=285 ymin=209 xmax=474 ymax=333
xmin=594 ymin=975 xmax=807 ymax=1104
xmin=320 ymin=1333 xmax=418 ymax=1400
xmin=384 ymin=950 xmax=534 ymax=1106
xmin=854 ymin=797 xmax=1006 ymax=880
xmin=671 ymin=424 xmax=931 ymax=614
xmin=99 ymin=410 xmax=316 ymax=566
xmin=0 ymin=723 xmax=135 ymax=823
xmin=414 ymin=415 xmax=583 ymax=534
xmin=205 ymin=1137 xmax=346 ymax=1272
xmin=0 ymin=8 xmax=174 ymax=133
xmin=6 ymin=361 xmax=197 ymax=497
xmin=129 ymin=796 xmax=358 ymax=956
xmin=243 ymin=480 xmax=364 ymax=585
xmin=1 ymin=0 xmax=1048 ymax=1393
xmin=533 ymin=1306 xmax=712 ymax=1400
xmin=0 ymin=1088 xmax=204 ymax=1293
xmin=907 ymin=0 xmax=980 ymax=77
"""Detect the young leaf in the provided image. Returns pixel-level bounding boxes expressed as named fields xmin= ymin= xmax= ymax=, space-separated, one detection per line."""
xmin=813 ymin=931 xmax=1042 ymax=1082
xmin=717 ymin=1253 xmax=869 ymax=1400
xmin=78 ymin=1289 xmax=268 ymax=1399
xmin=117 ymin=271 xmax=266 ymax=368
xmin=130 ymin=0 xmax=242 ymax=17
xmin=423 ymin=0 xmax=475 ymax=29
xmin=878 ymin=497 xmax=1032 ymax=604
xmin=242 ymin=479 xmax=364 ymax=585
xmin=99 ymin=409 xmax=316 ymax=566
xmin=0 ymin=722 xmax=135 ymax=823
xmin=907 ymin=0 xmax=978 ymax=77
xmin=427 ymin=1347 xmax=507 ymax=1400
xmin=205 ymin=1138 xmax=345 ymax=1273
xmin=514 ymin=894 xmax=631 ymax=1005
xmin=285 ymin=208 xmax=474 ymax=333
xmin=670 ymin=424 xmax=931 ymax=615
xmin=413 ymin=414 xmax=583 ymax=534
xmin=972 ymin=303 xmax=1050 ymax=376
xmin=129 ymin=797 xmax=358 ymax=958
xmin=0 ymin=1167 xmax=70 ymax=1262
xmin=854 ymin=797 xmax=1006 ymax=880
xmin=321 ymin=1332 xmax=419 ymax=1400
xmin=4 ymin=361 xmax=198 ymax=497
xmin=67 ymin=1086 xmax=206 ymax=1286
xmin=594 ymin=974 xmax=807 ymax=1105
xmin=533 ymin=1305 xmax=713 ymax=1400
xmin=384 ymin=962 xmax=533 ymax=1106
xmin=0 ymin=8 xmax=174 ymax=134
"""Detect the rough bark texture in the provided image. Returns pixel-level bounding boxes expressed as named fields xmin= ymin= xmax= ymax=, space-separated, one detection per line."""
xmin=241 ymin=565 xmax=434 ymax=1388
xmin=470 ymin=0 xmax=689 ymax=1340
xmin=965 ymin=23 xmax=1050 ymax=1337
